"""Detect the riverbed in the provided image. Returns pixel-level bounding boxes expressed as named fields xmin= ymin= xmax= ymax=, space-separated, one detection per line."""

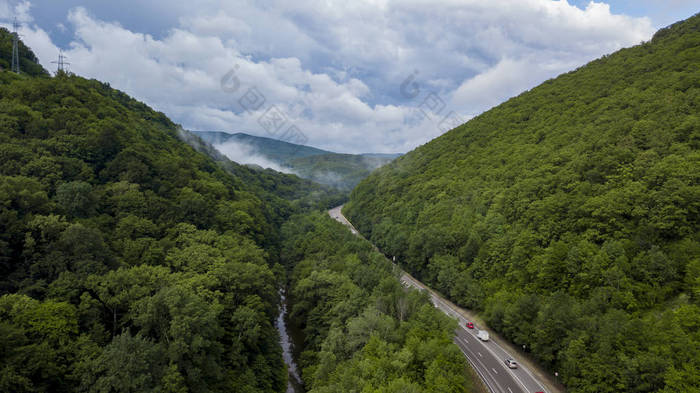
xmin=276 ymin=290 xmax=304 ymax=393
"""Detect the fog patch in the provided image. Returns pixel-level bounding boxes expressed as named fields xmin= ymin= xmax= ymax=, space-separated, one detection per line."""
xmin=360 ymin=155 xmax=396 ymax=171
xmin=215 ymin=140 xmax=295 ymax=174
xmin=307 ymin=171 xmax=347 ymax=189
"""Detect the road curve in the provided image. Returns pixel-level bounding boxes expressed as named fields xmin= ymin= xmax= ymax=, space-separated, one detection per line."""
xmin=329 ymin=205 xmax=553 ymax=393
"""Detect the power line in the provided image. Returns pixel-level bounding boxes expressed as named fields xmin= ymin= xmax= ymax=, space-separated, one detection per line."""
xmin=11 ymin=18 xmax=20 ymax=73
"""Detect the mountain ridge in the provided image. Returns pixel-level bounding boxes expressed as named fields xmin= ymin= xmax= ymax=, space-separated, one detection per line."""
xmin=193 ymin=130 xmax=403 ymax=159
xmin=345 ymin=13 xmax=700 ymax=393
xmin=193 ymin=130 xmax=401 ymax=190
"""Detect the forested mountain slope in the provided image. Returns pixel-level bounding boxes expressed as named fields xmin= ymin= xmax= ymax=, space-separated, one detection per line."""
xmin=194 ymin=131 xmax=399 ymax=190
xmin=345 ymin=13 xmax=700 ymax=393
xmin=0 ymin=27 xmax=49 ymax=77
xmin=0 ymin=30 xmax=475 ymax=392
xmin=285 ymin=152 xmax=397 ymax=191
xmin=195 ymin=131 xmax=332 ymax=161
xmin=0 ymin=69 xmax=303 ymax=392
xmin=179 ymin=130 xmax=347 ymax=217
xmin=281 ymin=212 xmax=472 ymax=393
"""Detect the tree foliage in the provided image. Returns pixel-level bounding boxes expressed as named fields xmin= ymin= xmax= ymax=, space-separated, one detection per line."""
xmin=345 ymin=14 xmax=700 ymax=393
xmin=0 ymin=27 xmax=49 ymax=77
xmin=282 ymin=213 xmax=472 ymax=392
xmin=0 ymin=61 xmax=330 ymax=392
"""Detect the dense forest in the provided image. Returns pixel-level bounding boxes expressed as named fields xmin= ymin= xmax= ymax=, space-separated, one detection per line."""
xmin=0 ymin=53 xmax=344 ymax=390
xmin=180 ymin=130 xmax=347 ymax=216
xmin=345 ymin=14 xmax=700 ymax=393
xmin=0 ymin=33 xmax=476 ymax=393
xmin=281 ymin=212 xmax=472 ymax=393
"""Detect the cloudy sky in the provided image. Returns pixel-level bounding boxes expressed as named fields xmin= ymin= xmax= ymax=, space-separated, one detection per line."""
xmin=1 ymin=1 xmax=697 ymax=153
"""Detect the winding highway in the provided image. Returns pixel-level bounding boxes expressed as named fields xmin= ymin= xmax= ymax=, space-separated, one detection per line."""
xmin=329 ymin=205 xmax=555 ymax=393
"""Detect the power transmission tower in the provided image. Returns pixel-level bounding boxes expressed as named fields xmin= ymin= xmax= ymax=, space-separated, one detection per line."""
xmin=51 ymin=50 xmax=70 ymax=73
xmin=11 ymin=18 xmax=20 ymax=73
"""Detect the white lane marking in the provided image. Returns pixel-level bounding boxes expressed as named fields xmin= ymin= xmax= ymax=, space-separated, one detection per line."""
xmin=454 ymin=339 xmax=499 ymax=393
xmin=476 ymin=334 xmax=532 ymax=393
xmin=330 ymin=208 xmax=550 ymax=393
xmin=507 ymin=387 xmax=513 ymax=393
xmin=492 ymin=368 xmax=498 ymax=374
xmin=471 ymin=353 xmax=507 ymax=393
xmin=510 ymin=370 xmax=533 ymax=393
xmin=460 ymin=329 xmax=527 ymax=393
xmin=456 ymin=335 xmax=514 ymax=393
xmin=399 ymin=274 xmax=526 ymax=392
xmin=487 ymin=340 xmax=546 ymax=391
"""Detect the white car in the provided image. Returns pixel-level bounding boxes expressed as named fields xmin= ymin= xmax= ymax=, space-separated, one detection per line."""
xmin=476 ymin=330 xmax=490 ymax=341
xmin=504 ymin=358 xmax=518 ymax=369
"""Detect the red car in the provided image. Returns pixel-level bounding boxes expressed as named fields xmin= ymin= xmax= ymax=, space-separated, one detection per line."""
xmin=465 ymin=322 xmax=474 ymax=329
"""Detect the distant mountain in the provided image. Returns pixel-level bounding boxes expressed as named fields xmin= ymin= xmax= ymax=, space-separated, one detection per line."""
xmin=359 ymin=152 xmax=403 ymax=159
xmin=192 ymin=131 xmax=401 ymax=190
xmin=286 ymin=153 xmax=397 ymax=190
xmin=194 ymin=131 xmax=332 ymax=161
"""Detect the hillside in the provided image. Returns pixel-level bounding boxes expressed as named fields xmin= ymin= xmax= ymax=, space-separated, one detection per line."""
xmin=193 ymin=131 xmax=400 ymax=190
xmin=0 ymin=69 xmax=317 ymax=392
xmin=195 ymin=131 xmax=332 ymax=161
xmin=286 ymin=153 xmax=396 ymax=190
xmin=281 ymin=212 xmax=472 ymax=392
xmin=178 ymin=130 xmax=347 ymax=213
xmin=0 ymin=27 xmax=49 ymax=77
xmin=0 ymin=35 xmax=473 ymax=393
xmin=345 ymin=13 xmax=700 ymax=393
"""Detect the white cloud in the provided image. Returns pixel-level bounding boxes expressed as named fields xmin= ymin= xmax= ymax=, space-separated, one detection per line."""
xmin=8 ymin=0 xmax=656 ymax=154
xmin=451 ymin=55 xmax=580 ymax=115
xmin=0 ymin=0 xmax=31 ymax=22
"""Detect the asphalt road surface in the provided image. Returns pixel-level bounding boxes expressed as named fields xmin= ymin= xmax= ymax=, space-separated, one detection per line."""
xmin=329 ymin=205 xmax=550 ymax=393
